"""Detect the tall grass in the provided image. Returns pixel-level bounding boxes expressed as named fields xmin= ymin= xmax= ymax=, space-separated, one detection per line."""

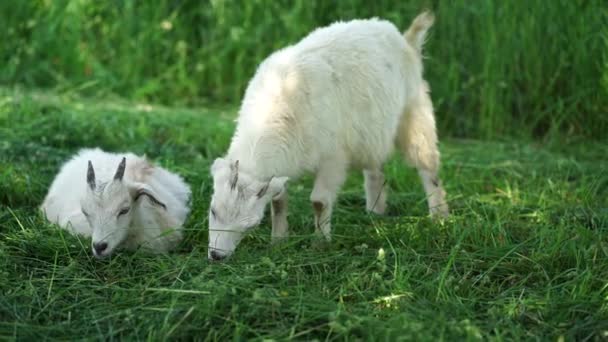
xmin=1 ymin=0 xmax=606 ymax=139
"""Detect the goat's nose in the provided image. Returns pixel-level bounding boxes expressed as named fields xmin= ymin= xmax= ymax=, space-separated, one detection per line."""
xmin=209 ymin=250 xmax=226 ymax=261
xmin=93 ymin=242 xmax=108 ymax=255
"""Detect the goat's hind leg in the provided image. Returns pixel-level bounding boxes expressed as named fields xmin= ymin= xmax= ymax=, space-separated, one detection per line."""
xmin=397 ymin=86 xmax=449 ymax=218
xmin=417 ymin=168 xmax=448 ymax=218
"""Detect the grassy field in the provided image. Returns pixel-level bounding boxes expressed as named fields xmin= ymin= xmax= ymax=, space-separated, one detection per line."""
xmin=1 ymin=88 xmax=607 ymax=340
xmin=1 ymin=1 xmax=607 ymax=339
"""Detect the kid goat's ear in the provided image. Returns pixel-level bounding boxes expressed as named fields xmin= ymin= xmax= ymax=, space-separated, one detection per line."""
xmin=229 ymin=160 xmax=239 ymax=190
xmin=269 ymin=177 xmax=288 ymax=196
xmin=129 ymin=183 xmax=167 ymax=210
xmin=257 ymin=177 xmax=288 ymax=198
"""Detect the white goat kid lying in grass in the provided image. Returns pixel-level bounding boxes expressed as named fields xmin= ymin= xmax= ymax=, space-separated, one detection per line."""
xmin=208 ymin=12 xmax=448 ymax=261
xmin=41 ymin=148 xmax=191 ymax=258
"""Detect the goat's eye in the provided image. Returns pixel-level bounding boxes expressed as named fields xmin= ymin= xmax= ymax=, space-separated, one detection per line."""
xmin=210 ymin=208 xmax=217 ymax=219
xmin=81 ymin=209 xmax=89 ymax=217
xmin=117 ymin=207 xmax=130 ymax=217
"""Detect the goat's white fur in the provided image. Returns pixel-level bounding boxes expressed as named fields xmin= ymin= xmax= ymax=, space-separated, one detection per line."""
xmin=208 ymin=12 xmax=448 ymax=260
xmin=41 ymin=148 xmax=191 ymax=257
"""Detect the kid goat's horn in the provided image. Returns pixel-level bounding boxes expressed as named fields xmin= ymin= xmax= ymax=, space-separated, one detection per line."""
xmin=87 ymin=160 xmax=96 ymax=190
xmin=114 ymin=157 xmax=126 ymax=181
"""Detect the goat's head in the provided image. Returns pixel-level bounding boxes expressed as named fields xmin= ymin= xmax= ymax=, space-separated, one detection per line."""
xmin=207 ymin=158 xmax=287 ymax=261
xmin=81 ymin=157 xmax=166 ymax=258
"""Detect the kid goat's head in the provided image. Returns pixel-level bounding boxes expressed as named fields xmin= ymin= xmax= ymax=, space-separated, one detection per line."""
xmin=82 ymin=157 xmax=166 ymax=258
xmin=208 ymin=158 xmax=287 ymax=261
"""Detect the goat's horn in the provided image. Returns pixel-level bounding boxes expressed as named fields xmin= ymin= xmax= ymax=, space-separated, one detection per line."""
xmin=87 ymin=160 xmax=96 ymax=190
xmin=114 ymin=157 xmax=126 ymax=181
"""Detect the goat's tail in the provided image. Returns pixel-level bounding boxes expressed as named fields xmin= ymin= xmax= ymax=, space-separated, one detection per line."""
xmin=404 ymin=11 xmax=434 ymax=54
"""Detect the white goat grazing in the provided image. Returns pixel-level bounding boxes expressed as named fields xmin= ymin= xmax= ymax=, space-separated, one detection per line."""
xmin=208 ymin=12 xmax=448 ymax=260
xmin=41 ymin=148 xmax=191 ymax=258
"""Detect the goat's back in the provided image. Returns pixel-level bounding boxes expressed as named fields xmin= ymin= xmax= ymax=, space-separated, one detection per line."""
xmin=234 ymin=18 xmax=425 ymax=174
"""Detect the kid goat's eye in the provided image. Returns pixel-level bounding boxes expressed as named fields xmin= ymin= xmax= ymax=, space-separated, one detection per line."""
xmin=81 ymin=209 xmax=89 ymax=217
xmin=118 ymin=207 xmax=130 ymax=217
xmin=210 ymin=208 xmax=217 ymax=219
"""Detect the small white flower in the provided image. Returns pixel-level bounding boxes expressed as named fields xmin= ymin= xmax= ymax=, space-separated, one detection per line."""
xmin=377 ymin=247 xmax=385 ymax=261
xmin=160 ymin=20 xmax=173 ymax=31
xmin=136 ymin=104 xmax=153 ymax=112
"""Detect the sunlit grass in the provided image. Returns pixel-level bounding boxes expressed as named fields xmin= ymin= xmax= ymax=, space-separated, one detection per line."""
xmin=0 ymin=89 xmax=606 ymax=339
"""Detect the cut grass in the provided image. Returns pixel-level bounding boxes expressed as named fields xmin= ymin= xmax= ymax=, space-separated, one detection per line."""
xmin=0 ymin=88 xmax=607 ymax=340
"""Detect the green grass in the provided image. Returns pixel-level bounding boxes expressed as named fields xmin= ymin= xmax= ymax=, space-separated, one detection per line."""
xmin=1 ymin=88 xmax=607 ymax=340
xmin=2 ymin=1 xmax=606 ymax=338
xmin=1 ymin=0 xmax=607 ymax=139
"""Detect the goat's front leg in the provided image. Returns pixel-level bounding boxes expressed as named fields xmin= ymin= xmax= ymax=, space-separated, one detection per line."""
xmin=310 ymin=159 xmax=347 ymax=241
xmin=271 ymin=189 xmax=288 ymax=243
xmin=364 ymin=168 xmax=387 ymax=215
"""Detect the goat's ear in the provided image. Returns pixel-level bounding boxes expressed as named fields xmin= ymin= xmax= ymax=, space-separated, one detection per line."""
xmin=114 ymin=157 xmax=126 ymax=181
xmin=229 ymin=160 xmax=239 ymax=190
xmin=269 ymin=177 xmax=288 ymax=196
xmin=131 ymin=157 xmax=154 ymax=180
xmin=129 ymin=183 xmax=166 ymax=210
xmin=87 ymin=160 xmax=96 ymax=190
xmin=258 ymin=177 xmax=288 ymax=199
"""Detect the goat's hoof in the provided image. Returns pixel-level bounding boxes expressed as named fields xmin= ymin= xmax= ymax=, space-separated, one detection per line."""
xmin=271 ymin=234 xmax=289 ymax=245
xmin=430 ymin=205 xmax=450 ymax=221
xmin=311 ymin=234 xmax=331 ymax=250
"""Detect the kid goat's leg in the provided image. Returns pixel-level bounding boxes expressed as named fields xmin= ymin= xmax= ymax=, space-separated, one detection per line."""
xmin=271 ymin=189 xmax=288 ymax=242
xmin=310 ymin=159 xmax=347 ymax=241
xmin=364 ymin=169 xmax=387 ymax=215
xmin=397 ymin=84 xmax=449 ymax=218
